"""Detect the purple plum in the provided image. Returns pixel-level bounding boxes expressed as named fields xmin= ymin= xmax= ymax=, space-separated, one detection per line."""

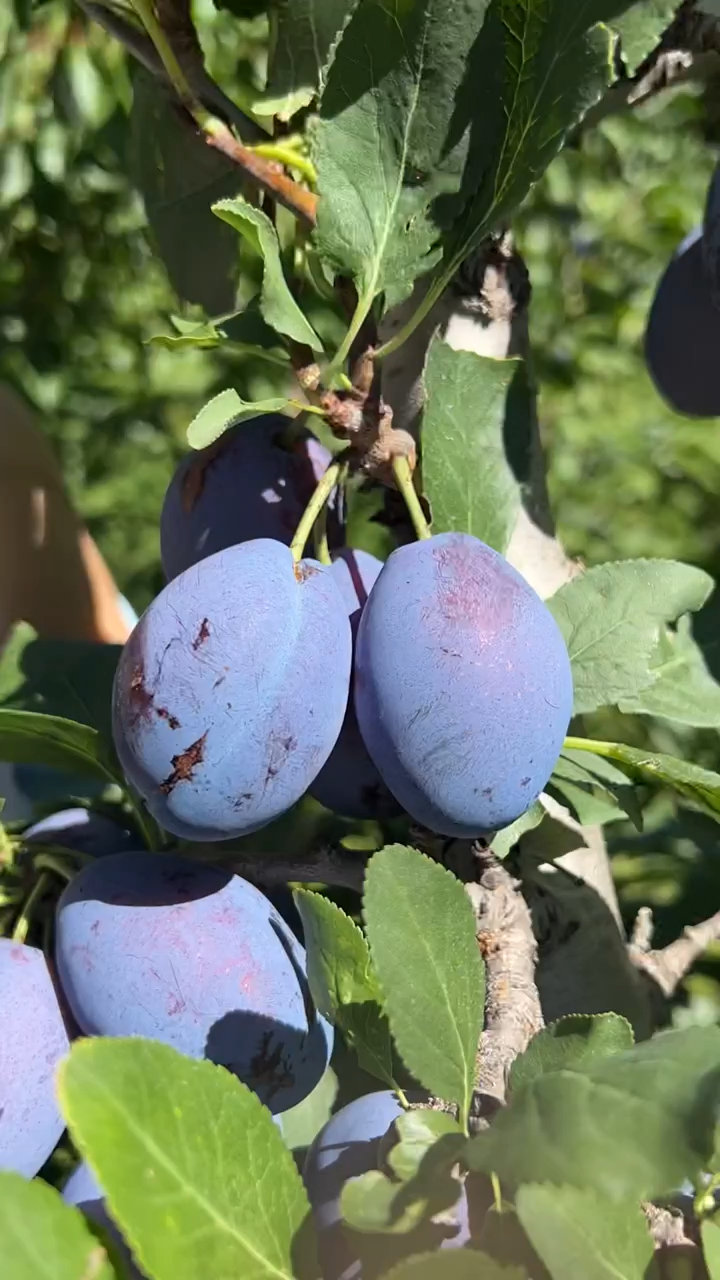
xmin=310 ymin=551 xmax=399 ymax=820
xmin=354 ymin=532 xmax=573 ymax=837
xmin=55 ymin=852 xmax=333 ymax=1113
xmin=0 ymin=939 xmax=69 ymax=1176
xmin=644 ymin=226 xmax=720 ymax=417
xmin=160 ymin=416 xmax=341 ymax=581
xmin=24 ymin=808 xmax=140 ymax=858
xmin=112 ymin=538 xmax=352 ymax=840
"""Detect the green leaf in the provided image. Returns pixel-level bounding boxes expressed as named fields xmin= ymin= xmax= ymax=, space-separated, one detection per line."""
xmin=550 ymin=754 xmax=642 ymax=830
xmin=0 ymin=709 xmax=117 ymax=783
xmin=0 ymin=622 xmax=37 ymax=703
xmin=0 ymin=1171 xmax=116 ymax=1280
xmin=58 ymin=1038 xmax=312 ymax=1280
xmin=569 ymin=740 xmax=720 ymax=823
xmin=491 ymin=802 xmax=546 ymax=860
xmin=340 ymin=1171 xmax=429 ymax=1236
xmin=422 ymin=340 xmax=522 ymax=554
xmin=340 ymin=1124 xmax=466 ymax=1236
xmin=148 ymin=319 xmax=224 ymax=350
xmin=619 ymin=614 xmax=720 ymax=728
xmin=313 ymin=0 xmax=491 ymax=319
xmin=276 ymin=1064 xmax=338 ymax=1153
xmin=515 ymin=1184 xmax=654 ymax=1280
xmin=468 ymin=1026 xmax=720 ymax=1201
xmin=612 ymin=2 xmax=676 ymax=74
xmin=213 ymin=199 xmax=323 ymax=351
xmin=508 ymin=1014 xmax=634 ymax=1095
xmin=294 ymin=890 xmax=396 ymax=1087
xmin=264 ymin=0 xmax=360 ymax=109
xmin=382 ymin=1253 xmax=528 ymax=1279
xmin=548 ymin=560 xmax=713 ymax=714
xmin=363 ymin=845 xmax=484 ymax=1124
xmin=0 ymin=627 xmax=121 ymax=741
xmin=702 ymin=1219 xmax=720 ymax=1278
xmin=387 ymin=1109 xmax=463 ymax=1183
xmin=186 ymin=388 xmax=290 ymax=450
xmin=129 ymin=70 xmax=248 ymax=314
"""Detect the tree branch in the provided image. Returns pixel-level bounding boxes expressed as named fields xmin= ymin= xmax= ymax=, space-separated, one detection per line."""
xmin=228 ymin=845 xmax=367 ymax=892
xmin=467 ymin=850 xmax=543 ymax=1117
xmin=629 ymin=907 xmax=720 ymax=998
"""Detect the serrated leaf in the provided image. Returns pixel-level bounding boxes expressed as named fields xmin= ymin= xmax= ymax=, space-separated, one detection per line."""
xmin=340 ymin=1127 xmax=466 ymax=1236
xmin=213 ymin=199 xmax=323 ymax=350
xmin=548 ymin=560 xmax=713 ymax=714
xmin=265 ymin=0 xmax=360 ymax=107
xmin=612 ymin=2 xmax=677 ymax=74
xmin=516 ymin=1184 xmax=653 ymax=1280
xmin=276 ymin=1065 xmax=338 ymax=1152
xmin=0 ymin=709 xmax=117 ymax=783
xmin=363 ymin=846 xmax=484 ymax=1124
xmin=387 ymin=1109 xmax=463 ymax=1183
xmin=186 ymin=388 xmax=290 ymax=449
xmin=702 ymin=1219 xmax=720 ymax=1278
xmin=491 ymin=802 xmax=545 ymax=860
xmin=422 ymin=340 xmax=522 ymax=554
xmin=382 ymin=1253 xmax=528 ymax=1279
xmin=468 ymin=1026 xmax=720 ymax=1201
xmin=619 ymin=614 xmax=720 ymax=728
xmin=58 ymin=1038 xmax=312 ymax=1280
xmin=568 ymin=740 xmax=720 ymax=823
xmin=313 ymin=0 xmax=491 ymax=322
xmin=0 ymin=1172 xmax=116 ymax=1280
xmin=508 ymin=1014 xmax=634 ymax=1095
xmin=550 ymin=755 xmax=642 ymax=830
xmin=294 ymin=890 xmax=396 ymax=1087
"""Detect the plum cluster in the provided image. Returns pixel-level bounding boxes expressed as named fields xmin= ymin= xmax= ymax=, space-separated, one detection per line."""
xmin=115 ymin=419 xmax=573 ymax=839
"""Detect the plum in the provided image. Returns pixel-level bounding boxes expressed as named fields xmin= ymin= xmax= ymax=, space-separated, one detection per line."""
xmin=310 ymin=551 xmax=399 ymax=820
xmin=303 ymin=1091 xmax=471 ymax=1279
xmin=112 ymin=538 xmax=352 ymax=840
xmin=54 ymin=851 xmax=333 ymax=1113
xmin=24 ymin=807 xmax=140 ymax=858
xmin=0 ymin=939 xmax=69 ymax=1176
xmin=354 ymin=532 xmax=573 ymax=837
xmin=160 ymin=415 xmax=341 ymax=581
xmin=644 ymin=226 xmax=720 ymax=417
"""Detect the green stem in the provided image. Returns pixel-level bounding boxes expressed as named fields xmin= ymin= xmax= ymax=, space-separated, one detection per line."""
xmin=563 ymin=736 xmax=619 ymax=760
xmin=12 ymin=871 xmax=52 ymax=944
xmin=288 ymin=399 xmax=326 ymax=417
xmin=32 ymin=852 xmax=77 ymax=882
xmin=249 ymin=143 xmax=317 ymax=185
xmin=128 ymin=0 xmax=200 ymax=116
xmin=328 ymin=299 xmax=373 ymax=381
xmin=392 ymin=456 xmax=431 ymax=541
xmin=290 ymin=459 xmax=343 ymax=562
xmin=313 ymin=504 xmax=331 ymax=566
xmin=374 ymin=272 xmax=448 ymax=363
xmin=395 ymin=1086 xmax=410 ymax=1109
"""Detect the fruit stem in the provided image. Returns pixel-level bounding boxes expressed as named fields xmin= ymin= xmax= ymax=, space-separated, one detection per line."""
xmin=392 ymin=456 xmax=431 ymax=541
xmin=248 ymin=143 xmax=317 ymax=185
xmin=12 ymin=871 xmax=52 ymax=944
xmin=290 ymin=458 xmax=344 ymax=562
xmin=31 ymin=852 xmax=77 ymax=882
xmin=563 ymin=736 xmax=617 ymax=759
xmin=313 ymin=504 xmax=332 ymax=566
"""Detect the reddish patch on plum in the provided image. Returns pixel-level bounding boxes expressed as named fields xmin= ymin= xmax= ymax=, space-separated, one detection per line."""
xmin=293 ymin=561 xmax=318 ymax=583
xmin=431 ymin=539 xmax=519 ymax=634
xmin=192 ymin=618 xmax=211 ymax=650
xmin=156 ymin=706 xmax=181 ymax=730
xmin=160 ymin=732 xmax=208 ymax=794
xmin=128 ymin=663 xmax=155 ymax=723
xmin=9 ymin=946 xmax=29 ymax=964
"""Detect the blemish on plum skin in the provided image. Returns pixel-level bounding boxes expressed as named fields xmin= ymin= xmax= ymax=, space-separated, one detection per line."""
xmin=520 ymin=776 xmax=531 ymax=787
xmin=160 ymin=732 xmax=208 ymax=794
xmin=192 ymin=617 xmax=211 ymax=650
xmin=129 ymin=663 xmax=154 ymax=722
xmin=156 ymin=706 xmax=181 ymax=730
xmin=293 ymin=561 xmax=318 ymax=583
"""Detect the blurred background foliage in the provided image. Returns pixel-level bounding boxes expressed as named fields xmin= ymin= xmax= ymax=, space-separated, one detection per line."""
xmin=4 ymin=0 xmax=720 ymax=1015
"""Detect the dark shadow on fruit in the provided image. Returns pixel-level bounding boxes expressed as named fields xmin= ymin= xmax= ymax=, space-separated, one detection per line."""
xmin=291 ymin=1208 xmax=321 ymax=1280
xmin=645 ymin=228 xmax=720 ymax=417
xmin=269 ymin=913 xmax=316 ymax=1027
xmin=59 ymin=852 xmax=233 ymax=910
xmin=204 ymin=1009 xmax=329 ymax=1114
xmin=266 ymin=885 xmax=305 ymax=943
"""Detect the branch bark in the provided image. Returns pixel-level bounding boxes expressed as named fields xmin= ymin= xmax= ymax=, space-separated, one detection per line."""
xmin=227 ymin=845 xmax=367 ymax=892
xmin=630 ymin=907 xmax=720 ymax=998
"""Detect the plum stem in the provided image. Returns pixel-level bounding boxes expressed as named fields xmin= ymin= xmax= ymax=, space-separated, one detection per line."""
xmin=392 ymin=456 xmax=431 ymax=541
xmin=290 ymin=458 xmax=344 ymax=562
xmin=11 ymin=871 xmax=53 ymax=944
xmin=313 ymin=504 xmax=332 ymax=566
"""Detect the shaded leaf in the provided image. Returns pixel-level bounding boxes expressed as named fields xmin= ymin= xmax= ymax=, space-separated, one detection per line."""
xmin=619 ymin=614 xmax=720 ymax=728
xmin=0 ymin=709 xmax=117 ymax=783
xmin=341 ymin=1128 xmax=465 ymax=1236
xmin=548 ymin=560 xmax=713 ymax=714
xmin=702 ymin=1219 xmax=720 ymax=1278
xmin=613 ymin=2 xmax=677 ymax=74
xmin=422 ymin=340 xmax=522 ymax=553
xmin=363 ymin=845 xmax=484 ymax=1124
xmin=213 ymin=199 xmax=323 ymax=350
xmin=569 ymin=740 xmax=720 ymax=823
xmin=276 ymin=1065 xmax=338 ymax=1153
xmin=265 ymin=0 xmax=360 ymax=109
xmin=382 ymin=1253 xmax=528 ymax=1279
xmin=0 ymin=627 xmax=121 ymax=741
xmin=0 ymin=622 xmax=36 ymax=703
xmin=550 ymin=755 xmax=642 ymax=830
xmin=0 ymin=1171 xmax=115 ymax=1280
xmin=516 ymin=1184 xmax=654 ymax=1280
xmin=491 ymin=802 xmax=545 ymax=860
xmin=58 ymin=1038 xmax=312 ymax=1280
xmin=294 ymin=890 xmax=396 ymax=1087
xmin=387 ymin=1109 xmax=463 ymax=1183
xmin=508 ymin=1014 xmax=634 ymax=1095
xmin=186 ymin=388 xmax=290 ymax=449
xmin=468 ymin=1026 xmax=720 ymax=1201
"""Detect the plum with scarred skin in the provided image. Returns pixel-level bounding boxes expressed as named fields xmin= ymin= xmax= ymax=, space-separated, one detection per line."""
xmin=160 ymin=415 xmax=341 ymax=581
xmin=54 ymin=851 xmax=333 ymax=1113
xmin=0 ymin=939 xmax=69 ymax=1176
xmin=303 ymin=1091 xmax=471 ymax=1279
xmin=310 ymin=550 xmax=399 ymax=820
xmin=354 ymin=532 xmax=573 ymax=838
xmin=112 ymin=538 xmax=352 ymax=840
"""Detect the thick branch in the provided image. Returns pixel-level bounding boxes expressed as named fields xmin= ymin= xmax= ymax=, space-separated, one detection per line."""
xmin=630 ymin=907 xmax=720 ymax=998
xmin=467 ymin=851 xmax=543 ymax=1113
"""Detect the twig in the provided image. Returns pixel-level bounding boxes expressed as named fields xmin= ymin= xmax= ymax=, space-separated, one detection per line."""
xmin=203 ymin=120 xmax=317 ymax=225
xmin=466 ymin=849 xmax=544 ymax=1119
xmin=630 ymin=910 xmax=720 ymax=998
xmin=229 ymin=845 xmax=368 ymax=892
xmin=630 ymin=904 xmax=655 ymax=953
